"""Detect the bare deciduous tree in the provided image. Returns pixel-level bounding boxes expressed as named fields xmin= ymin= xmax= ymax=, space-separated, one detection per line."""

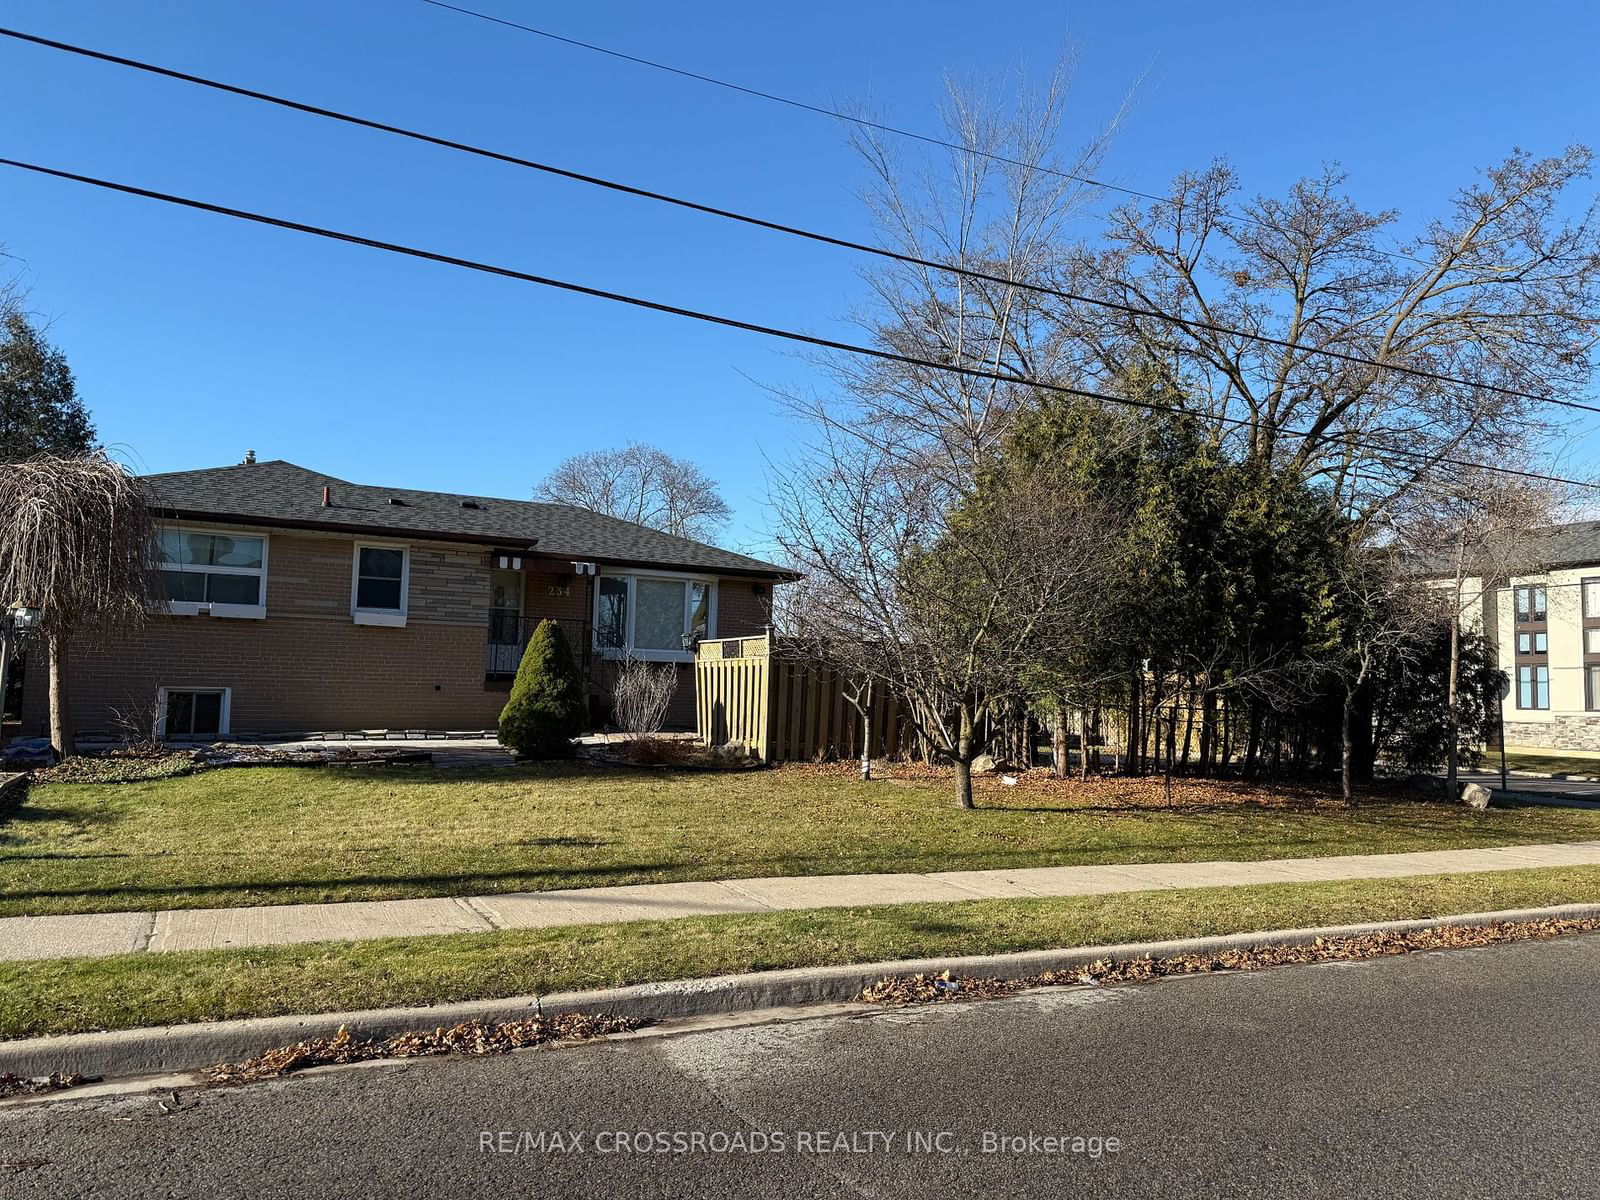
xmin=1059 ymin=149 xmax=1600 ymax=515
xmin=776 ymin=434 xmax=1119 ymax=809
xmin=777 ymin=59 xmax=1130 ymax=514
xmin=0 ymin=453 xmax=157 ymax=756
xmin=536 ymin=443 xmax=732 ymax=542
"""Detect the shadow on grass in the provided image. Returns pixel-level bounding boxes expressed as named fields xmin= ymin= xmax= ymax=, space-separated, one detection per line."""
xmin=0 ymin=859 xmax=686 ymax=907
xmin=0 ymin=820 xmax=1519 ymax=913
xmin=0 ymin=835 xmax=607 ymax=865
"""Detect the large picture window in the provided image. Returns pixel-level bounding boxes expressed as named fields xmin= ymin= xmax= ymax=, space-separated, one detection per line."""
xmin=158 ymin=528 xmax=267 ymax=618
xmin=351 ymin=544 xmax=409 ymax=626
xmin=593 ymin=574 xmax=715 ymax=661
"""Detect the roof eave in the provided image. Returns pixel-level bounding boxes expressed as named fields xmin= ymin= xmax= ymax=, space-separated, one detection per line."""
xmin=150 ymin=506 xmax=797 ymax=581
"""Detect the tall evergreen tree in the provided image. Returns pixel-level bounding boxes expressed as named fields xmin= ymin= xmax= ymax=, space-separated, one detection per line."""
xmin=0 ymin=312 xmax=95 ymax=461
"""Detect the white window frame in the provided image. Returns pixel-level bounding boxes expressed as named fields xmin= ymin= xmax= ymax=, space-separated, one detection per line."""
xmin=351 ymin=542 xmax=410 ymax=627
xmin=592 ymin=570 xmax=717 ymax=663
xmin=156 ymin=525 xmax=269 ymax=620
xmin=155 ymin=685 xmax=232 ymax=739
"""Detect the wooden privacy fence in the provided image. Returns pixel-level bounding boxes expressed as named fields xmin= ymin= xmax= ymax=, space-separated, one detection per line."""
xmin=695 ymin=635 xmax=902 ymax=764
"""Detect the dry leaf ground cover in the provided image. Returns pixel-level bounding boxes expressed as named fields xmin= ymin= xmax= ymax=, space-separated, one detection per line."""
xmin=6 ymin=864 xmax=1600 ymax=1039
xmin=4 ymin=763 xmax=1600 ymax=918
xmin=856 ymin=915 xmax=1600 ymax=1004
xmin=207 ymin=1011 xmax=644 ymax=1085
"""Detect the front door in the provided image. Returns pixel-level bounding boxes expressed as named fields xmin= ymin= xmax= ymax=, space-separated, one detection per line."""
xmin=487 ymin=568 xmax=524 ymax=675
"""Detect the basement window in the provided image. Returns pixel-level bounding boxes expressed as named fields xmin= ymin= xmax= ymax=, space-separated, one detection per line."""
xmin=157 ymin=687 xmax=230 ymax=739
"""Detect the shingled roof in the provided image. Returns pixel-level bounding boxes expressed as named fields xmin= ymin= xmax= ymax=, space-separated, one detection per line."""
xmin=1413 ymin=517 xmax=1600 ymax=578
xmin=1523 ymin=519 xmax=1600 ymax=569
xmin=139 ymin=460 xmax=792 ymax=578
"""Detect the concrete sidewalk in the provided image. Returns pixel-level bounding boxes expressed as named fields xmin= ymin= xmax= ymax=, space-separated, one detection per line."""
xmin=7 ymin=840 xmax=1600 ymax=964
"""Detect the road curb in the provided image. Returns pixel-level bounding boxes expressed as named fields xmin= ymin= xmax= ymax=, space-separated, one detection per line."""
xmin=5 ymin=901 xmax=1599 ymax=1081
xmin=1500 ymin=790 xmax=1600 ymax=810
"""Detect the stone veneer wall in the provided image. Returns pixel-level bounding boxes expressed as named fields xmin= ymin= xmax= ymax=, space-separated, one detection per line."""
xmin=1502 ymin=716 xmax=1600 ymax=753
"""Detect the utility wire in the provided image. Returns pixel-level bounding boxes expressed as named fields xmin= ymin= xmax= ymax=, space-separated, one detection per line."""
xmin=5 ymin=26 xmax=1596 ymax=419
xmin=2 ymin=154 xmax=1594 ymax=495
xmin=416 ymin=0 xmax=1443 ymax=271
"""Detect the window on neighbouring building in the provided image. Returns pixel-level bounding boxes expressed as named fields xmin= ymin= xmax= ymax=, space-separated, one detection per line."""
xmin=1518 ymin=632 xmax=1532 ymax=654
xmin=594 ymin=575 xmax=716 ymax=660
xmin=1517 ymin=664 xmax=1550 ymax=710
xmin=1589 ymin=666 xmax=1600 ymax=712
xmin=162 ymin=688 xmax=226 ymax=737
xmin=157 ymin=529 xmax=267 ymax=616
xmin=1587 ymin=628 xmax=1600 ymax=656
xmin=1535 ymin=631 xmax=1548 ymax=653
xmin=352 ymin=545 xmax=408 ymax=623
xmin=1514 ymin=584 xmax=1548 ymax=623
xmin=1586 ymin=578 xmax=1600 ymax=620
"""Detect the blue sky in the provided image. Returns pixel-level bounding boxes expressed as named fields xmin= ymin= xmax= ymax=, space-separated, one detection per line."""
xmin=3 ymin=1 xmax=1598 ymax=554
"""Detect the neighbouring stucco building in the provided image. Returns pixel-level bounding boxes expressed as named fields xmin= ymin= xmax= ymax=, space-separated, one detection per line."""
xmin=1449 ymin=520 xmax=1600 ymax=755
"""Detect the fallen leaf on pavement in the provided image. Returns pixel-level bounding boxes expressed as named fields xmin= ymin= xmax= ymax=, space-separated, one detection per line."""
xmin=857 ymin=917 xmax=1600 ymax=1006
xmin=207 ymin=1011 xmax=645 ymax=1085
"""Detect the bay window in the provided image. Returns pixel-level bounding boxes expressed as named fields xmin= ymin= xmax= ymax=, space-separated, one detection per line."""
xmin=593 ymin=574 xmax=715 ymax=661
xmin=158 ymin=528 xmax=267 ymax=618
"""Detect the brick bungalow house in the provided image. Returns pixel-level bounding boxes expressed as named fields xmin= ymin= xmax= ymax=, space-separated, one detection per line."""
xmin=17 ymin=459 xmax=791 ymax=739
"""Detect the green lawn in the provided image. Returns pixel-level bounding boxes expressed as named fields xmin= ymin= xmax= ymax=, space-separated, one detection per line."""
xmin=3 ymin=764 xmax=1599 ymax=919
xmin=1502 ymin=752 xmax=1600 ymax=776
xmin=4 ymin=864 xmax=1600 ymax=1039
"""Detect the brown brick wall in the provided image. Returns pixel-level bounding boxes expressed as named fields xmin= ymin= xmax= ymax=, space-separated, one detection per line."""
xmin=716 ymin=579 xmax=773 ymax=638
xmin=17 ymin=528 xmax=783 ymax=737
xmin=19 ymin=530 xmax=508 ymax=735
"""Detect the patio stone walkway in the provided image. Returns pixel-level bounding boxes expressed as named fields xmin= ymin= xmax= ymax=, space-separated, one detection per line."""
xmin=5 ymin=840 xmax=1599 ymax=963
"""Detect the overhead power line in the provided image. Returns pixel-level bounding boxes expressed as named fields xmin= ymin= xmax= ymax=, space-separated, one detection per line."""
xmin=1 ymin=154 xmax=1592 ymax=495
xmin=416 ymin=0 xmax=1442 ymax=271
xmin=5 ymin=26 xmax=1596 ymax=421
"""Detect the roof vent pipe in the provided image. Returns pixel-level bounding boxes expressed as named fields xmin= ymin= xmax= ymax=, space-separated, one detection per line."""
xmin=321 ymin=485 xmax=332 ymax=507
xmin=243 ymin=449 xmax=256 ymax=465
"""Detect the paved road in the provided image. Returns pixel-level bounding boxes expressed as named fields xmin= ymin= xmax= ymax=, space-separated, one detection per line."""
xmin=3 ymin=935 xmax=1597 ymax=1198
xmin=1465 ymin=769 xmax=1600 ymax=804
